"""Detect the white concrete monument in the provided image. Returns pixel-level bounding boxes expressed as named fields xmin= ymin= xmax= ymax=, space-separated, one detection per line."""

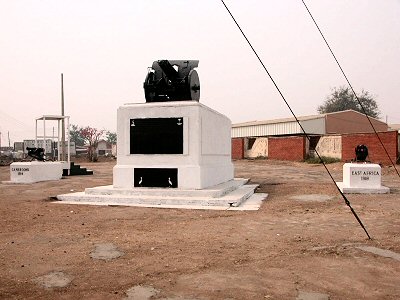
xmin=57 ymin=59 xmax=266 ymax=209
xmin=58 ymin=101 xmax=266 ymax=209
xmin=5 ymin=115 xmax=69 ymax=184
xmin=336 ymin=163 xmax=390 ymax=194
xmin=9 ymin=161 xmax=63 ymax=183
xmin=113 ymin=101 xmax=234 ymax=189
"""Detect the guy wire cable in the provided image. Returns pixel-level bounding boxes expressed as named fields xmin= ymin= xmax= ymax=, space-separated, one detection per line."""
xmin=301 ymin=0 xmax=400 ymax=179
xmin=220 ymin=0 xmax=371 ymax=239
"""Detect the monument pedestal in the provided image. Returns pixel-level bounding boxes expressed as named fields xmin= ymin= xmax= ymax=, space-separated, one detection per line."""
xmin=7 ymin=161 xmax=63 ymax=183
xmin=336 ymin=163 xmax=390 ymax=194
xmin=57 ymin=178 xmax=267 ymax=210
xmin=113 ymin=101 xmax=234 ymax=189
xmin=57 ymin=101 xmax=266 ymax=210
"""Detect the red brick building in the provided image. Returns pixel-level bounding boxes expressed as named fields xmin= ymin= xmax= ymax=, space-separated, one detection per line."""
xmin=231 ymin=110 xmax=398 ymax=164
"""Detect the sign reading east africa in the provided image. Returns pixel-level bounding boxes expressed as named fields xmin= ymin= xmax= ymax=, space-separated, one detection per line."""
xmin=351 ymin=170 xmax=380 ymax=176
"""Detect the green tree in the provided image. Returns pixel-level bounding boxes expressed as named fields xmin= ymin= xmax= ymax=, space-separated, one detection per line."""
xmin=79 ymin=126 xmax=104 ymax=162
xmin=105 ymin=131 xmax=117 ymax=144
xmin=318 ymin=86 xmax=380 ymax=118
xmin=69 ymin=124 xmax=85 ymax=146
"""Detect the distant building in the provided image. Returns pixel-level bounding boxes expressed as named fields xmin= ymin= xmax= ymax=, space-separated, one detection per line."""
xmin=96 ymin=140 xmax=113 ymax=156
xmin=389 ymin=124 xmax=400 ymax=155
xmin=14 ymin=142 xmax=24 ymax=152
xmin=112 ymin=144 xmax=117 ymax=156
xmin=0 ymin=146 xmax=13 ymax=152
xmin=23 ymin=139 xmax=53 ymax=154
xmin=232 ymin=110 xmax=388 ymax=138
xmin=23 ymin=140 xmax=76 ymax=157
xmin=231 ymin=110 xmax=397 ymax=165
xmin=389 ymin=124 xmax=400 ymax=133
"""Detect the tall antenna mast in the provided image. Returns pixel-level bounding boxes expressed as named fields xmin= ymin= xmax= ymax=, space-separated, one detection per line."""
xmin=61 ymin=73 xmax=66 ymax=161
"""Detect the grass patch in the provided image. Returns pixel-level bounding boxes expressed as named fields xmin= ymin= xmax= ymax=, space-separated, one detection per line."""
xmin=304 ymin=156 xmax=341 ymax=164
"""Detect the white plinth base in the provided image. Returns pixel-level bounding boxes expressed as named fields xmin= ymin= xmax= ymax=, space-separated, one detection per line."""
xmin=337 ymin=162 xmax=390 ymax=194
xmin=113 ymin=164 xmax=234 ymax=190
xmin=114 ymin=101 xmax=234 ymax=190
xmin=336 ymin=182 xmax=390 ymax=194
xmin=56 ymin=178 xmax=268 ymax=210
xmin=7 ymin=162 xmax=63 ymax=183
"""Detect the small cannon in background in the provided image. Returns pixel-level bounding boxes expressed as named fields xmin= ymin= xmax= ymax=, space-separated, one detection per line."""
xmin=26 ymin=147 xmax=46 ymax=161
xmin=354 ymin=144 xmax=369 ymax=162
xmin=144 ymin=60 xmax=200 ymax=102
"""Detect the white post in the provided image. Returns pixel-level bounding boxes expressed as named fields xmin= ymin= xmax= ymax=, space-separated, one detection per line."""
xmin=61 ymin=73 xmax=65 ymax=161
xmin=57 ymin=119 xmax=61 ymax=161
xmin=43 ymin=117 xmax=46 ymax=154
xmin=35 ymin=119 xmax=38 ymax=148
xmin=66 ymin=116 xmax=70 ymax=167
xmin=52 ymin=126 xmax=55 ymax=160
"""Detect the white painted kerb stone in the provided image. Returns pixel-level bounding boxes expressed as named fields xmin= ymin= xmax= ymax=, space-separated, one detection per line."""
xmin=9 ymin=161 xmax=63 ymax=183
xmin=336 ymin=163 xmax=389 ymax=194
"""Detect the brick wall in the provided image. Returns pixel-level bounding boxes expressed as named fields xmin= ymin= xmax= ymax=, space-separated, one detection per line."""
xmin=231 ymin=138 xmax=244 ymax=160
xmin=268 ymin=136 xmax=306 ymax=161
xmin=342 ymin=131 xmax=398 ymax=165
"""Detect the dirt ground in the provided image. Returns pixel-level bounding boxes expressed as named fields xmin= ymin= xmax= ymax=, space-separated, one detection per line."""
xmin=0 ymin=159 xmax=399 ymax=299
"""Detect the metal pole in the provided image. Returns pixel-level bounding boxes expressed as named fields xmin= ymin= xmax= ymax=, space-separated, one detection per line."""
xmin=57 ymin=120 xmax=60 ymax=161
xmin=66 ymin=116 xmax=70 ymax=168
xmin=52 ymin=126 xmax=55 ymax=160
xmin=61 ymin=73 xmax=66 ymax=161
xmin=35 ymin=119 xmax=38 ymax=148
xmin=43 ymin=117 xmax=46 ymax=154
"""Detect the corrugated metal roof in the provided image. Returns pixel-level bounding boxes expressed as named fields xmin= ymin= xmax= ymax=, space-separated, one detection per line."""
xmin=232 ymin=114 xmax=325 ymax=128
xmin=231 ymin=109 xmax=387 ymax=138
xmin=231 ymin=113 xmax=327 ymax=138
xmin=232 ymin=110 xmax=385 ymax=129
xmin=232 ymin=121 xmax=301 ymax=138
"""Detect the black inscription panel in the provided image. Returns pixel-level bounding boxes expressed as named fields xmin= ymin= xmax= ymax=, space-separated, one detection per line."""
xmin=130 ymin=118 xmax=183 ymax=154
xmin=134 ymin=168 xmax=178 ymax=188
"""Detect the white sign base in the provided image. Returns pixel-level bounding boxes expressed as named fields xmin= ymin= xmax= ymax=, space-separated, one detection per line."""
xmin=8 ymin=161 xmax=63 ymax=183
xmin=336 ymin=163 xmax=389 ymax=194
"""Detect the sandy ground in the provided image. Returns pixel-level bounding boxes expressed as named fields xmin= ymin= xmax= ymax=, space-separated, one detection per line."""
xmin=0 ymin=159 xmax=399 ymax=299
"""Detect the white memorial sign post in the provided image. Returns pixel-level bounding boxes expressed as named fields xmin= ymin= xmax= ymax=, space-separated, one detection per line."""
xmin=10 ymin=161 xmax=63 ymax=183
xmin=5 ymin=115 xmax=69 ymax=184
xmin=337 ymin=163 xmax=390 ymax=194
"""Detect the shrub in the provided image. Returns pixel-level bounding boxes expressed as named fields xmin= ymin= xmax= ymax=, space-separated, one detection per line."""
xmin=304 ymin=156 xmax=340 ymax=164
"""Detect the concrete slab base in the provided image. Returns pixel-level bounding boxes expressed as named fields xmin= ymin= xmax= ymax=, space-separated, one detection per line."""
xmin=356 ymin=246 xmax=400 ymax=261
xmin=336 ymin=182 xmax=390 ymax=194
xmin=290 ymin=194 xmax=335 ymax=202
xmin=90 ymin=243 xmax=124 ymax=261
xmin=56 ymin=178 xmax=267 ymax=211
xmin=33 ymin=271 xmax=73 ymax=289
xmin=5 ymin=161 xmax=63 ymax=184
xmin=296 ymin=291 xmax=329 ymax=300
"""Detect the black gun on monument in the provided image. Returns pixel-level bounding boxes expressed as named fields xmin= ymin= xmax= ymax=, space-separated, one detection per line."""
xmin=144 ymin=60 xmax=200 ymax=102
xmin=26 ymin=147 xmax=46 ymax=161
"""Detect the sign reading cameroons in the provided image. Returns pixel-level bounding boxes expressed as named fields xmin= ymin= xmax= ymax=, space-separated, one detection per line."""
xmin=9 ymin=162 xmax=63 ymax=183
xmin=11 ymin=167 xmax=30 ymax=176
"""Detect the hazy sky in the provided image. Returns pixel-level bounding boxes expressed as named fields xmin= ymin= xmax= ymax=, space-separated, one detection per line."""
xmin=1 ymin=0 xmax=399 ymax=145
